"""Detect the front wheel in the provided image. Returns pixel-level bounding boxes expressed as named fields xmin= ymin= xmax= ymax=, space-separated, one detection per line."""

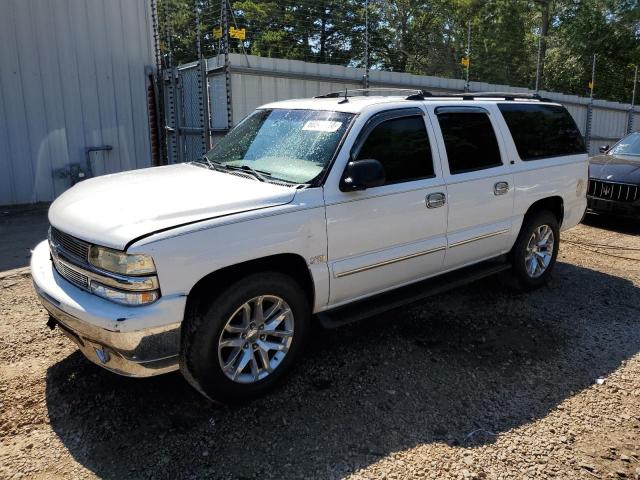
xmin=508 ymin=210 xmax=560 ymax=291
xmin=180 ymin=272 xmax=311 ymax=403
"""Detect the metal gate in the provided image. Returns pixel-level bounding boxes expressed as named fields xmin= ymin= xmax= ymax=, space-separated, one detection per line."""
xmin=163 ymin=59 xmax=210 ymax=164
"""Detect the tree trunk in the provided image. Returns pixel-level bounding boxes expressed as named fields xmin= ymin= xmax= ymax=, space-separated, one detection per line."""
xmin=538 ymin=0 xmax=551 ymax=89
xmin=319 ymin=9 xmax=327 ymax=63
xmin=395 ymin=7 xmax=409 ymax=71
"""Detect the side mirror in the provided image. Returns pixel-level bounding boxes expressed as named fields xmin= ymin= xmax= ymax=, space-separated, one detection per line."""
xmin=599 ymin=145 xmax=609 ymax=153
xmin=340 ymin=159 xmax=386 ymax=191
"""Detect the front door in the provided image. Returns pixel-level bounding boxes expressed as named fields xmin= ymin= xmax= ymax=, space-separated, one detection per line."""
xmin=427 ymin=104 xmax=515 ymax=269
xmin=324 ymin=108 xmax=448 ymax=306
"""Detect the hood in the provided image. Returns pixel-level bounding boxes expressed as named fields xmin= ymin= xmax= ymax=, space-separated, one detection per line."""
xmin=589 ymin=154 xmax=640 ymax=184
xmin=49 ymin=163 xmax=296 ymax=250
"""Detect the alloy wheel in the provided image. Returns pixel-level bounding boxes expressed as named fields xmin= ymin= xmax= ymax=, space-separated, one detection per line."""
xmin=524 ymin=224 xmax=555 ymax=278
xmin=217 ymin=295 xmax=294 ymax=384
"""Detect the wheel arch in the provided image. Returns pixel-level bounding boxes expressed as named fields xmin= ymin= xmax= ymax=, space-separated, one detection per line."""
xmin=523 ymin=196 xmax=564 ymax=227
xmin=185 ymin=253 xmax=315 ymax=317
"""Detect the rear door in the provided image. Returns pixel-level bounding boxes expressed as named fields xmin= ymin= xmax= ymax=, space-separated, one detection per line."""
xmin=324 ymin=107 xmax=448 ymax=305
xmin=427 ymin=104 xmax=515 ymax=269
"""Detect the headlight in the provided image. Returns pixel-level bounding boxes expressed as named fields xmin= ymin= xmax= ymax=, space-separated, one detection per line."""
xmin=88 ymin=246 xmax=159 ymax=305
xmin=89 ymin=246 xmax=156 ymax=275
xmin=90 ymin=281 xmax=160 ymax=306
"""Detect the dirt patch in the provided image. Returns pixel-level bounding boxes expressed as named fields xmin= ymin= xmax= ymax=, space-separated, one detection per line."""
xmin=0 ymin=204 xmax=49 ymax=271
xmin=1 ymin=216 xmax=639 ymax=479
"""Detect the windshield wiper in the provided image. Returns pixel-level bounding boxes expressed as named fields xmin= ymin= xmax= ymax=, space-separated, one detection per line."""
xmin=223 ymin=164 xmax=271 ymax=182
xmin=196 ymin=155 xmax=220 ymax=171
xmin=197 ymin=157 xmax=274 ymax=183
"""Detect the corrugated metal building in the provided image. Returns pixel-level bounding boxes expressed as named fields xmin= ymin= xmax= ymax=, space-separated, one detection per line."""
xmin=0 ymin=0 xmax=156 ymax=206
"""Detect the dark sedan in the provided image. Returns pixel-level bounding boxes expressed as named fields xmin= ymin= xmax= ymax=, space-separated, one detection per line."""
xmin=587 ymin=131 xmax=640 ymax=218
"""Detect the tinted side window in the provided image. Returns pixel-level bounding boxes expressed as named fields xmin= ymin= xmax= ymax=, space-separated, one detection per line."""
xmin=498 ymin=103 xmax=586 ymax=160
xmin=437 ymin=111 xmax=503 ymax=174
xmin=356 ymin=116 xmax=434 ymax=184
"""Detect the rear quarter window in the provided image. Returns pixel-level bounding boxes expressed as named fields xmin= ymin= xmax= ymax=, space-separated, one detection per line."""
xmin=436 ymin=111 xmax=503 ymax=174
xmin=498 ymin=103 xmax=586 ymax=161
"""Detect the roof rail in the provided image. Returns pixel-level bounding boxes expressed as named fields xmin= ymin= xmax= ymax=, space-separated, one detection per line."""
xmin=315 ymin=88 xmax=424 ymax=99
xmin=417 ymin=91 xmax=552 ymax=102
xmin=314 ymin=88 xmax=552 ymax=103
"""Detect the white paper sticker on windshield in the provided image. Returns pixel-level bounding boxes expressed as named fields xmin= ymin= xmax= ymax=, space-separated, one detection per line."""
xmin=302 ymin=120 xmax=342 ymax=132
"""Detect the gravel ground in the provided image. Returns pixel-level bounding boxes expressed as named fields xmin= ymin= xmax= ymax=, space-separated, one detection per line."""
xmin=1 ymin=215 xmax=639 ymax=480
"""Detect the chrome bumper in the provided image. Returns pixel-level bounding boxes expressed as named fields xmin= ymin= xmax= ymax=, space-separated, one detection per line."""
xmin=36 ymin=286 xmax=180 ymax=377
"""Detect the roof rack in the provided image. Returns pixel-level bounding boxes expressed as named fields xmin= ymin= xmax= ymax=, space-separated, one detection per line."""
xmin=314 ymin=88 xmax=425 ymax=99
xmin=315 ymin=88 xmax=551 ymax=103
xmin=410 ymin=91 xmax=551 ymax=102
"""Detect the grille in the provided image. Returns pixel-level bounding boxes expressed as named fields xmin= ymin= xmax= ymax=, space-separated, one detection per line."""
xmin=588 ymin=179 xmax=639 ymax=203
xmin=50 ymin=227 xmax=90 ymax=260
xmin=52 ymin=255 xmax=90 ymax=290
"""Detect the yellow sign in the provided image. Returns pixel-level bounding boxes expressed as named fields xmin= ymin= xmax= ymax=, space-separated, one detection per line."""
xmin=230 ymin=27 xmax=246 ymax=40
xmin=461 ymin=57 xmax=470 ymax=68
xmin=588 ymin=81 xmax=594 ymax=90
xmin=213 ymin=27 xmax=222 ymax=39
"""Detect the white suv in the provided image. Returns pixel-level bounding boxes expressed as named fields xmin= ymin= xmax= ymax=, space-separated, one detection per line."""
xmin=31 ymin=90 xmax=588 ymax=403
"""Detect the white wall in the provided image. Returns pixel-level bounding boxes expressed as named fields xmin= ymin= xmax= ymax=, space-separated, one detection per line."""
xmin=213 ymin=54 xmax=637 ymax=156
xmin=0 ymin=0 xmax=156 ymax=206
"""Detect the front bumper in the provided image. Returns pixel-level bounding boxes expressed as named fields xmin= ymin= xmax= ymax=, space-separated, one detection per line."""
xmin=31 ymin=240 xmax=185 ymax=377
xmin=587 ymin=196 xmax=640 ymax=218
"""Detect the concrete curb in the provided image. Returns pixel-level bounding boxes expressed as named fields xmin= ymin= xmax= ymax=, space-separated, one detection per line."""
xmin=0 ymin=266 xmax=31 ymax=280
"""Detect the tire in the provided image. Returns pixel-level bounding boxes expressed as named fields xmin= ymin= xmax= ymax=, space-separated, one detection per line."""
xmin=508 ymin=210 xmax=560 ymax=291
xmin=180 ymin=272 xmax=311 ymax=404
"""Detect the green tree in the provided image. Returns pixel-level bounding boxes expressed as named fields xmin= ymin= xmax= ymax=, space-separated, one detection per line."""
xmin=544 ymin=0 xmax=640 ymax=102
xmin=467 ymin=0 xmax=536 ymax=87
xmin=158 ymin=0 xmax=640 ymax=102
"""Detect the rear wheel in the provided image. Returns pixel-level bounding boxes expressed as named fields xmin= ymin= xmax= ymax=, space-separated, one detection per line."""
xmin=180 ymin=272 xmax=311 ymax=403
xmin=508 ymin=210 xmax=560 ymax=291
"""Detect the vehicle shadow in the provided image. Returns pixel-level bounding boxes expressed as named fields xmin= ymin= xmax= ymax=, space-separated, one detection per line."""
xmin=582 ymin=212 xmax=640 ymax=235
xmin=45 ymin=261 xmax=640 ymax=479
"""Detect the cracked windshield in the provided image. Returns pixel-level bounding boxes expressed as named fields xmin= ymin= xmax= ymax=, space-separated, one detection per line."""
xmin=201 ymin=109 xmax=353 ymax=184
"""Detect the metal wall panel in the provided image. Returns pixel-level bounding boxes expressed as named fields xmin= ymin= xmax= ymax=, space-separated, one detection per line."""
xmin=593 ymin=109 xmax=628 ymax=139
xmin=0 ymin=0 xmax=155 ymax=206
xmin=229 ymin=72 xmax=361 ymax=123
xmin=563 ymin=104 xmax=587 ymax=134
xmin=208 ymin=73 xmax=229 ymax=131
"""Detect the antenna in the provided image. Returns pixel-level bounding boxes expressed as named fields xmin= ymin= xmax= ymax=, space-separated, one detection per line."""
xmin=338 ymin=88 xmax=349 ymax=104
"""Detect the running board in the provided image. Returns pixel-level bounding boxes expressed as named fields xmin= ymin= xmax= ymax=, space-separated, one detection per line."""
xmin=317 ymin=257 xmax=510 ymax=328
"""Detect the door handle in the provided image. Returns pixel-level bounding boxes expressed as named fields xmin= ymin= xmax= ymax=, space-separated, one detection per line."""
xmin=494 ymin=181 xmax=510 ymax=196
xmin=426 ymin=192 xmax=446 ymax=208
